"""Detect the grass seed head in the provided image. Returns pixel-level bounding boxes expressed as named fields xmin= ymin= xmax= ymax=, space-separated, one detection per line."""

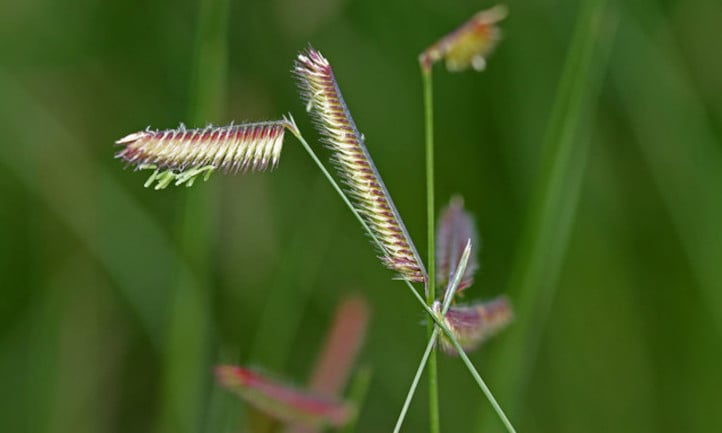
xmin=294 ymin=47 xmax=427 ymax=283
xmin=436 ymin=196 xmax=480 ymax=296
xmin=116 ymin=119 xmax=290 ymax=189
xmin=436 ymin=295 xmax=513 ymax=355
xmin=420 ymin=4 xmax=508 ymax=72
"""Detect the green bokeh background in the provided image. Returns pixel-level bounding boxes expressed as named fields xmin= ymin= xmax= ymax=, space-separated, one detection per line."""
xmin=1 ymin=0 xmax=721 ymax=432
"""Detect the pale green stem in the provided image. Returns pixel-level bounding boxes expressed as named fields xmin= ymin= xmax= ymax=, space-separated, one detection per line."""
xmin=339 ymin=367 xmax=373 ymax=433
xmin=160 ymin=0 xmax=229 ymax=432
xmin=422 ymin=63 xmax=440 ymax=433
xmin=393 ymin=242 xmax=471 ymax=433
xmin=403 ymin=281 xmax=517 ymax=433
xmin=288 ymin=125 xmax=515 ymax=433
xmin=393 ymin=328 xmax=439 ymax=433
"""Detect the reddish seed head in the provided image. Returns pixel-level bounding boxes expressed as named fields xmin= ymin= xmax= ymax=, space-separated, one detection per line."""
xmin=215 ymin=365 xmax=255 ymax=387
xmin=437 ymin=295 xmax=513 ymax=355
xmin=294 ymin=47 xmax=427 ymax=283
xmin=420 ymin=4 xmax=508 ymax=72
xmin=215 ymin=364 xmax=353 ymax=427
xmin=436 ymin=196 xmax=480 ymax=296
xmin=115 ymin=119 xmax=292 ymax=188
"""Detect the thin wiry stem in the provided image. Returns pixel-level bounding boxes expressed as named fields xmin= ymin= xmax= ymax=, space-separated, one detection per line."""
xmin=393 ymin=327 xmax=438 ymax=433
xmin=393 ymin=242 xmax=471 ymax=433
xmin=402 ymin=280 xmax=517 ymax=433
xmin=422 ymin=65 xmax=440 ymax=433
xmin=288 ymin=121 xmax=515 ymax=433
xmin=339 ymin=367 xmax=372 ymax=433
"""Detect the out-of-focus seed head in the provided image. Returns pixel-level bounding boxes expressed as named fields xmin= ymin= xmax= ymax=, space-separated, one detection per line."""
xmin=420 ymin=4 xmax=508 ymax=72
xmin=294 ymin=47 xmax=427 ymax=283
xmin=215 ymin=365 xmax=353 ymax=428
xmin=436 ymin=196 xmax=480 ymax=296
xmin=435 ymin=295 xmax=513 ymax=355
xmin=115 ymin=119 xmax=291 ymax=189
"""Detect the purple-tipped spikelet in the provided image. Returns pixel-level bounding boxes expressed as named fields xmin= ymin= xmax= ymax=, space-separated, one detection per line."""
xmin=420 ymin=4 xmax=507 ymax=72
xmin=115 ymin=119 xmax=291 ymax=189
xmin=436 ymin=196 xmax=479 ymax=295
xmin=435 ymin=295 xmax=513 ymax=355
xmin=294 ymin=48 xmax=427 ymax=283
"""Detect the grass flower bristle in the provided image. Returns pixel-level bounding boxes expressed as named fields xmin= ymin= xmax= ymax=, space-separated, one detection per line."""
xmin=215 ymin=365 xmax=352 ymax=427
xmin=434 ymin=295 xmax=513 ymax=355
xmin=436 ymin=196 xmax=479 ymax=295
xmin=419 ymin=4 xmax=508 ymax=72
xmin=294 ymin=47 xmax=427 ymax=283
xmin=115 ymin=120 xmax=290 ymax=189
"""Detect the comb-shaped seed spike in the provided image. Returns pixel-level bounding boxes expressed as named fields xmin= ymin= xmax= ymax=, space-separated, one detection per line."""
xmin=419 ymin=4 xmax=507 ymax=72
xmin=436 ymin=196 xmax=480 ymax=296
xmin=115 ymin=120 xmax=290 ymax=189
xmin=294 ymin=47 xmax=427 ymax=283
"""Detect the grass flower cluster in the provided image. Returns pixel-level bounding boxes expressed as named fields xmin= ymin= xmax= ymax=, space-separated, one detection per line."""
xmin=293 ymin=49 xmax=427 ymax=283
xmin=115 ymin=5 xmax=514 ymax=432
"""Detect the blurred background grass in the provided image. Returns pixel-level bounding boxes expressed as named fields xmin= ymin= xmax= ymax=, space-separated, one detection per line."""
xmin=1 ymin=0 xmax=721 ymax=432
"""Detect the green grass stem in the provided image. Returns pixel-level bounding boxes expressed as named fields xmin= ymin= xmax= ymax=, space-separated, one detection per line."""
xmin=340 ymin=367 xmax=373 ymax=433
xmin=393 ymin=242 xmax=471 ymax=433
xmin=422 ymin=65 xmax=440 ymax=433
xmin=159 ymin=0 xmax=230 ymax=432
xmin=478 ymin=0 xmax=614 ymax=429
xmin=393 ymin=327 xmax=438 ymax=433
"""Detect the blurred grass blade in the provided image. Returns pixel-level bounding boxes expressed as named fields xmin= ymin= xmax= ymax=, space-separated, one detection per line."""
xmin=248 ymin=176 xmax=340 ymax=371
xmin=478 ymin=0 xmax=615 ymax=428
xmin=338 ymin=367 xmax=372 ymax=433
xmin=158 ymin=0 xmax=230 ymax=432
xmin=0 ymin=70 xmax=200 ymax=348
xmin=307 ymin=295 xmax=370 ymax=397
xmin=612 ymin=4 xmax=722 ymax=334
xmin=287 ymin=295 xmax=370 ymax=433
xmin=203 ymin=346 xmax=244 ymax=433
